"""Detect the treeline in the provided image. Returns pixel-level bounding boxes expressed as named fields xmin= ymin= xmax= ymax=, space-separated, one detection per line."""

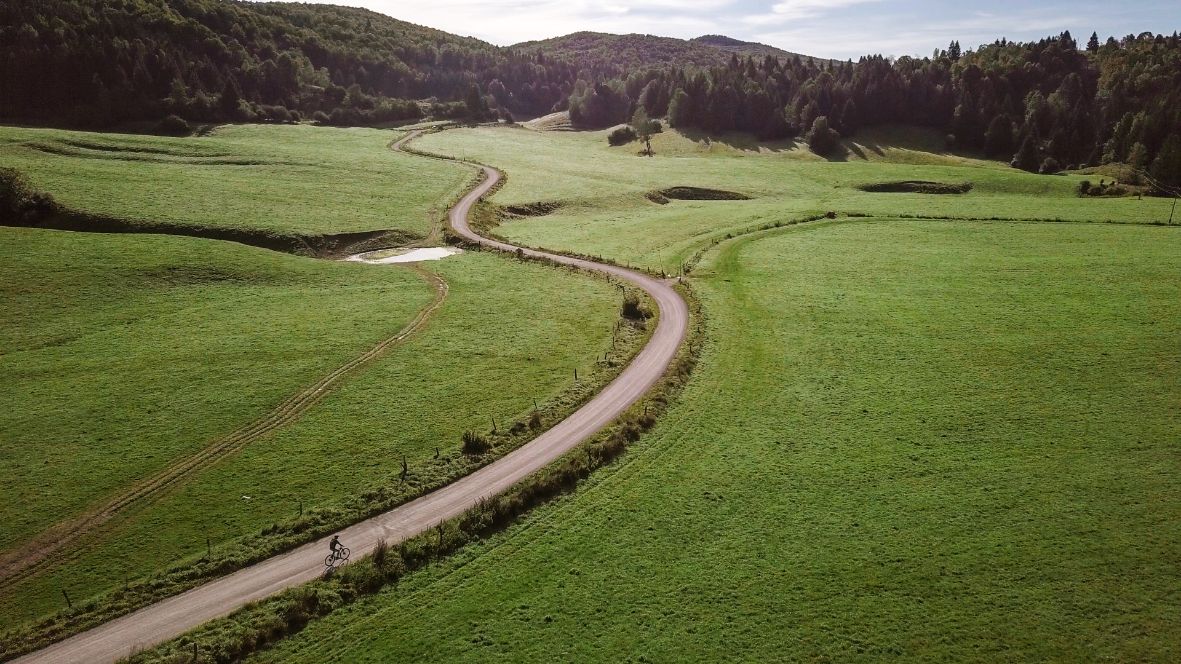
xmin=0 ymin=0 xmax=580 ymax=128
xmin=569 ymin=31 xmax=1181 ymax=188
xmin=4 ymin=2 xmax=1179 ymax=186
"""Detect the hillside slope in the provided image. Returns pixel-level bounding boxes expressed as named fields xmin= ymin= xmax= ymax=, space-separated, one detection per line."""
xmin=691 ymin=34 xmax=836 ymax=65
xmin=0 ymin=0 xmax=576 ymax=127
xmin=515 ymin=31 xmax=827 ymax=74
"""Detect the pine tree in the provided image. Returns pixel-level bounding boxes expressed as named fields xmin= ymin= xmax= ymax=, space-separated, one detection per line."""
xmin=1127 ymin=142 xmax=1149 ymax=169
xmin=984 ymin=115 xmax=1015 ymax=156
xmin=1011 ymin=128 xmax=1041 ymax=172
xmin=668 ymin=89 xmax=691 ymax=128
xmin=1149 ymin=134 xmax=1181 ymax=190
xmin=464 ymin=83 xmax=488 ymax=119
xmin=1087 ymin=32 xmax=1100 ymax=52
xmin=218 ymin=78 xmax=242 ymax=120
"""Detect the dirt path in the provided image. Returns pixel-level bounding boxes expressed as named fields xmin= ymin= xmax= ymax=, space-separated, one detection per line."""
xmin=13 ymin=131 xmax=689 ymax=664
xmin=0 ymin=266 xmax=448 ymax=590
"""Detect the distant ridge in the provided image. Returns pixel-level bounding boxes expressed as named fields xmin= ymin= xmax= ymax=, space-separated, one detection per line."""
xmin=690 ymin=34 xmax=838 ymax=65
xmin=514 ymin=31 xmax=831 ymax=71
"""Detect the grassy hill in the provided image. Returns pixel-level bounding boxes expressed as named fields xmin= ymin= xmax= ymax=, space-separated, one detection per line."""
xmin=1 ymin=0 xmax=576 ymax=127
xmin=0 ymin=124 xmax=470 ymax=243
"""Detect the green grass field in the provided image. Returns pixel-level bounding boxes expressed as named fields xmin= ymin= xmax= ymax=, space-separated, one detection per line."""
xmin=416 ymin=125 xmax=1176 ymax=273
xmin=250 ymin=217 xmax=1181 ymax=663
xmin=5 ymin=120 xmax=1178 ymax=660
xmin=0 ymin=234 xmax=625 ymax=625
xmin=0 ymin=123 xmax=634 ymax=629
xmin=0 ymin=124 xmax=470 ymax=237
xmin=0 ymin=227 xmax=432 ymax=553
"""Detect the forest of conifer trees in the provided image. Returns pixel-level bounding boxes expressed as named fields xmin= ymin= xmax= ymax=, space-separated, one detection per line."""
xmin=570 ymin=31 xmax=1181 ymax=187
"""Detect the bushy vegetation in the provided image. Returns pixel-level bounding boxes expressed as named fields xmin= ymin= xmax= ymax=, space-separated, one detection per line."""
xmin=607 ymin=125 xmax=637 ymax=146
xmin=0 ymin=167 xmax=58 ymax=223
xmin=805 ymin=116 xmax=840 ymax=155
xmin=461 ymin=431 xmax=491 ymax=455
xmin=859 ymin=181 xmax=973 ymax=194
xmin=619 ymin=293 xmax=652 ymax=320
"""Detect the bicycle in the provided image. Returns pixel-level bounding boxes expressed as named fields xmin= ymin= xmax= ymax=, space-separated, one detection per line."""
xmin=324 ymin=545 xmax=351 ymax=569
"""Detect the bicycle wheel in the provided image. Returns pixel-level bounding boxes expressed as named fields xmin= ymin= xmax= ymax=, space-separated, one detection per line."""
xmin=340 ymin=547 xmax=350 ymax=562
xmin=324 ymin=553 xmax=336 ymax=567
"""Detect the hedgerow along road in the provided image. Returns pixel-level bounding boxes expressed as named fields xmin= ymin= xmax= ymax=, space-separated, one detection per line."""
xmin=14 ymin=129 xmax=689 ymax=664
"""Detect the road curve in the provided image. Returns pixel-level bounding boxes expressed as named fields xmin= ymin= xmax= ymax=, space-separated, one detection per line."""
xmin=13 ymin=130 xmax=689 ymax=664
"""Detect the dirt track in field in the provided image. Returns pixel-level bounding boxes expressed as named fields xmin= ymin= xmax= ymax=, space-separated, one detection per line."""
xmin=13 ymin=129 xmax=688 ymax=664
xmin=0 ymin=265 xmax=447 ymax=590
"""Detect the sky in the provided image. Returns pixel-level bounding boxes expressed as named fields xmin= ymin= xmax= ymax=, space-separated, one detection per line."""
xmin=268 ymin=0 xmax=1180 ymax=60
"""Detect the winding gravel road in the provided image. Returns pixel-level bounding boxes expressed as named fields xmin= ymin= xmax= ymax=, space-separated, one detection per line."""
xmin=13 ymin=130 xmax=688 ymax=664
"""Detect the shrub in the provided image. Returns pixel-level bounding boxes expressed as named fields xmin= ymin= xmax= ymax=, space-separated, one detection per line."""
xmin=621 ymin=293 xmax=651 ymax=320
xmin=607 ymin=126 xmax=637 ymax=146
xmin=1078 ymin=180 xmax=1092 ymax=196
xmin=1039 ymin=157 xmax=1062 ymax=174
xmin=372 ymin=538 xmax=388 ymax=568
xmin=154 ymin=114 xmax=191 ymax=136
xmin=806 ymin=116 xmax=841 ymax=156
xmin=259 ymin=105 xmax=292 ymax=123
xmin=311 ymin=110 xmax=330 ymax=125
xmin=0 ymin=167 xmax=58 ymax=222
xmin=461 ymin=431 xmax=491 ymax=455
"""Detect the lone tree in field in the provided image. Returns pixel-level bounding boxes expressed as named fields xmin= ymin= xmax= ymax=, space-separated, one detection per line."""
xmin=631 ymin=108 xmax=655 ymax=156
xmin=806 ymin=116 xmax=841 ymax=156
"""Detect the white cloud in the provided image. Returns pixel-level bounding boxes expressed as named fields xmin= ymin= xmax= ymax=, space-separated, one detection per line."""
xmin=767 ymin=0 xmax=882 ymax=20
xmin=753 ymin=6 xmax=1097 ymax=60
xmin=303 ymin=0 xmax=737 ymax=44
xmin=245 ymin=1 xmax=1178 ymax=59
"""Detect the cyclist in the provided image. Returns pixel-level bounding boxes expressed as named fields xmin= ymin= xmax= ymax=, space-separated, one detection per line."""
xmin=329 ymin=535 xmax=342 ymax=557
